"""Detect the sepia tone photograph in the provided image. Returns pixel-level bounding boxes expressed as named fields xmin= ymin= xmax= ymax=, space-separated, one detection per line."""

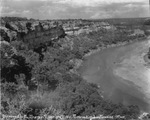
xmin=0 ymin=0 xmax=150 ymax=120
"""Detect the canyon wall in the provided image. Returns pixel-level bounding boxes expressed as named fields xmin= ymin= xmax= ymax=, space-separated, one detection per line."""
xmin=0 ymin=19 xmax=66 ymax=49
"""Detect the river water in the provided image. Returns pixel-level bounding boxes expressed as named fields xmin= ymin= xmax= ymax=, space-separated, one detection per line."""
xmin=79 ymin=39 xmax=150 ymax=112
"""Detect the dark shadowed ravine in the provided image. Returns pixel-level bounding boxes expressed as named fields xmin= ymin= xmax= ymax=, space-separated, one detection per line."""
xmin=78 ymin=39 xmax=150 ymax=112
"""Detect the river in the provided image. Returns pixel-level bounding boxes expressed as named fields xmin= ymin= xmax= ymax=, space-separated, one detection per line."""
xmin=79 ymin=39 xmax=150 ymax=112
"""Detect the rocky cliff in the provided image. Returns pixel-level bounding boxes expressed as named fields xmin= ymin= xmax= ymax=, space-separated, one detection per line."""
xmin=0 ymin=18 xmax=66 ymax=49
xmin=62 ymin=20 xmax=113 ymax=36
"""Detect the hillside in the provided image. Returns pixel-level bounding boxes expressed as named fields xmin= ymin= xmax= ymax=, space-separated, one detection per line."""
xmin=0 ymin=17 xmax=150 ymax=120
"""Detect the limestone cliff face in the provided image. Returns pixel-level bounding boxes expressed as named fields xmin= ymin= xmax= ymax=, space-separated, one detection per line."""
xmin=17 ymin=22 xmax=66 ymax=48
xmin=62 ymin=21 xmax=112 ymax=36
xmin=0 ymin=20 xmax=66 ymax=49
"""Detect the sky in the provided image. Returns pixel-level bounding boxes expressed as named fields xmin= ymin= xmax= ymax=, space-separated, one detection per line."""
xmin=0 ymin=0 xmax=149 ymax=20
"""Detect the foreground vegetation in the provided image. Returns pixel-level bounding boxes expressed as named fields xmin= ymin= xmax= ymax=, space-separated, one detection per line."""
xmin=1 ymin=17 xmax=150 ymax=120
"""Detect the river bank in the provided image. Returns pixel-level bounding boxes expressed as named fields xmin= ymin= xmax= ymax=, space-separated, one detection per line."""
xmin=73 ymin=36 xmax=148 ymax=73
xmin=84 ymin=36 xmax=148 ymax=57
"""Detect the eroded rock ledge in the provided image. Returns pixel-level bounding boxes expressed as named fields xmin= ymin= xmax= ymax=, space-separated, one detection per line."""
xmin=0 ymin=19 xmax=66 ymax=49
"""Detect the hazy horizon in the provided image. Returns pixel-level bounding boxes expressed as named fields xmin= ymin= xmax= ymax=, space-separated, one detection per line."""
xmin=0 ymin=0 xmax=150 ymax=20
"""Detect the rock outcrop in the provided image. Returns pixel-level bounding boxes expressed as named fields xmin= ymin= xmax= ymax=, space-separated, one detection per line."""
xmin=0 ymin=18 xmax=66 ymax=49
xmin=62 ymin=20 xmax=114 ymax=36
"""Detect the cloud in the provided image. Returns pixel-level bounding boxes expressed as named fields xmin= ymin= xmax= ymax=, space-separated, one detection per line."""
xmin=55 ymin=0 xmax=148 ymax=7
xmin=0 ymin=0 xmax=149 ymax=19
xmin=91 ymin=12 xmax=112 ymax=19
xmin=90 ymin=2 xmax=149 ymax=19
